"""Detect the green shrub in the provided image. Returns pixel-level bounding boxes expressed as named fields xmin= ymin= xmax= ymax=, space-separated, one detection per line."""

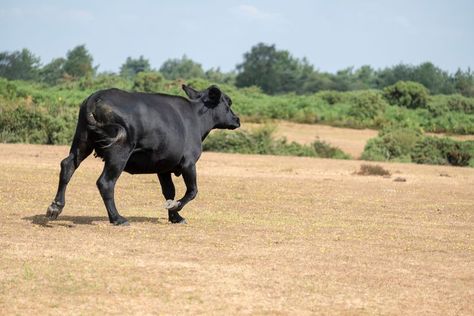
xmin=361 ymin=126 xmax=474 ymax=166
xmin=361 ymin=126 xmax=422 ymax=162
xmin=0 ymin=78 xmax=19 ymax=99
xmin=0 ymin=102 xmax=77 ymax=145
xmin=428 ymin=94 xmax=474 ymax=115
xmin=132 ymin=71 xmax=165 ymax=93
xmin=383 ymin=81 xmax=429 ymax=109
xmin=203 ymin=126 xmax=350 ymax=159
xmin=315 ymin=90 xmax=345 ymax=105
xmin=347 ymin=90 xmax=388 ymax=123
xmin=312 ymin=140 xmax=351 ymax=159
xmin=411 ymin=137 xmax=473 ymax=166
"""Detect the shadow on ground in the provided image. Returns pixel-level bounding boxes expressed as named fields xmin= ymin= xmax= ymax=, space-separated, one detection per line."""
xmin=23 ymin=214 xmax=167 ymax=227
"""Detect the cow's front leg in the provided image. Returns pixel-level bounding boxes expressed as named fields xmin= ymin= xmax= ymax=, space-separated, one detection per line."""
xmin=158 ymin=173 xmax=185 ymax=224
xmin=163 ymin=164 xmax=197 ymax=223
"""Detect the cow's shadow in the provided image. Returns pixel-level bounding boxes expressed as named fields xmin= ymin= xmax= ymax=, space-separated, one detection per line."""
xmin=23 ymin=214 xmax=168 ymax=228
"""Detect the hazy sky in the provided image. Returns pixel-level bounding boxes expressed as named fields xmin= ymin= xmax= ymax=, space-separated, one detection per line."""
xmin=1 ymin=0 xmax=473 ymax=73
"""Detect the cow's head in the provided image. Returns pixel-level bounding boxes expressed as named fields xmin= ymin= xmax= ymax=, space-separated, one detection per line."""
xmin=182 ymin=84 xmax=240 ymax=130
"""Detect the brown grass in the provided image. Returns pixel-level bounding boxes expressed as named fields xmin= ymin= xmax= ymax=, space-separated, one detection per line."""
xmin=0 ymin=143 xmax=473 ymax=315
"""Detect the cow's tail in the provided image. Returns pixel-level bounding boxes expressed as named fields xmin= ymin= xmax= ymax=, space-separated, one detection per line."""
xmin=84 ymin=95 xmax=127 ymax=149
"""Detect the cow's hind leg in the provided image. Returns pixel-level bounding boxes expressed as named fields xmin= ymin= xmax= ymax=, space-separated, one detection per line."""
xmin=96 ymin=145 xmax=132 ymax=226
xmin=46 ymin=138 xmax=93 ymax=220
xmin=158 ymin=173 xmax=186 ymax=224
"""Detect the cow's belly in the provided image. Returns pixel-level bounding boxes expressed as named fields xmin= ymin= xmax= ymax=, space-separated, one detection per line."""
xmin=124 ymin=150 xmax=180 ymax=174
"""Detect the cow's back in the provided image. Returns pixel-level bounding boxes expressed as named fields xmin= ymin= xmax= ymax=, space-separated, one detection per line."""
xmin=92 ymin=89 xmax=192 ymax=174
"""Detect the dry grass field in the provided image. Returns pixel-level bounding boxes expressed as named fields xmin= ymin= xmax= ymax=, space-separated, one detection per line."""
xmin=0 ymin=142 xmax=473 ymax=315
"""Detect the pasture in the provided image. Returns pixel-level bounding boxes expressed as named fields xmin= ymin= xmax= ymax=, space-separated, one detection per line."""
xmin=0 ymin=143 xmax=473 ymax=314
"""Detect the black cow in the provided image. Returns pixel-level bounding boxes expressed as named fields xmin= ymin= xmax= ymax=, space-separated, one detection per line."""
xmin=46 ymin=85 xmax=240 ymax=225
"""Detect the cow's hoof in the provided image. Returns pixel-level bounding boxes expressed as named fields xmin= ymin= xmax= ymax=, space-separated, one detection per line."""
xmin=170 ymin=218 xmax=187 ymax=224
xmin=164 ymin=199 xmax=181 ymax=211
xmin=113 ymin=217 xmax=130 ymax=226
xmin=46 ymin=202 xmax=63 ymax=220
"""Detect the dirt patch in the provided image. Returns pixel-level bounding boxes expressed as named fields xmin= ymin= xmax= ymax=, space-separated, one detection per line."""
xmin=0 ymin=143 xmax=473 ymax=315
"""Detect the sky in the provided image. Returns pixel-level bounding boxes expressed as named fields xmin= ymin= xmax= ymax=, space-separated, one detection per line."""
xmin=1 ymin=0 xmax=473 ymax=74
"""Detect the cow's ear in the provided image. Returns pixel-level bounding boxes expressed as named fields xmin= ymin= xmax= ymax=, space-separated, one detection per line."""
xmin=182 ymin=84 xmax=201 ymax=99
xmin=207 ymin=85 xmax=222 ymax=107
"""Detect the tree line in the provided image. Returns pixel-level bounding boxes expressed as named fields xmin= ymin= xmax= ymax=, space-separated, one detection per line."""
xmin=1 ymin=43 xmax=473 ymax=97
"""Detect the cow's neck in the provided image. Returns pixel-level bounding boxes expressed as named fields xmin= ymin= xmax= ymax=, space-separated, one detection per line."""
xmin=196 ymin=104 xmax=215 ymax=141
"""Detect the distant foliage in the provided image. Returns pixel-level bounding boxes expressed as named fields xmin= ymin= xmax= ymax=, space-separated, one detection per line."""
xmin=235 ymin=43 xmax=316 ymax=95
xmin=361 ymin=126 xmax=474 ymax=166
xmin=40 ymin=58 xmax=66 ymax=85
xmin=120 ymin=56 xmax=151 ymax=79
xmin=0 ymin=49 xmax=40 ymax=81
xmin=0 ymin=100 xmax=76 ymax=145
xmin=1 ymin=44 xmax=474 ymax=96
xmin=383 ymin=81 xmax=429 ymax=109
xmin=411 ymin=137 xmax=473 ymax=166
xmin=361 ymin=126 xmax=422 ymax=162
xmin=159 ymin=55 xmax=205 ymax=80
xmin=347 ymin=90 xmax=388 ymax=123
xmin=63 ymin=45 xmax=95 ymax=79
xmin=204 ymin=68 xmax=236 ymax=85
xmin=132 ymin=71 xmax=164 ymax=93
xmin=375 ymin=62 xmax=456 ymax=94
xmin=203 ymin=125 xmax=351 ymax=159
xmin=312 ymin=140 xmax=351 ymax=159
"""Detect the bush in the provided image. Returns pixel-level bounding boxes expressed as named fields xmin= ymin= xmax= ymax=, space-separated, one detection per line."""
xmin=312 ymin=140 xmax=351 ymax=159
xmin=132 ymin=71 xmax=164 ymax=93
xmin=0 ymin=78 xmax=19 ymax=99
xmin=315 ymin=90 xmax=345 ymax=105
xmin=357 ymin=164 xmax=391 ymax=176
xmin=411 ymin=137 xmax=473 ymax=166
xmin=347 ymin=90 xmax=388 ymax=123
xmin=361 ymin=126 xmax=474 ymax=166
xmin=383 ymin=81 xmax=429 ymax=109
xmin=361 ymin=126 xmax=422 ymax=162
xmin=427 ymin=94 xmax=474 ymax=115
xmin=0 ymin=99 xmax=77 ymax=145
xmin=203 ymin=125 xmax=350 ymax=159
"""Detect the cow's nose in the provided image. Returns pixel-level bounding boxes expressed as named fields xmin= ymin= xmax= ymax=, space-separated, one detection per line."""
xmin=236 ymin=117 xmax=241 ymax=126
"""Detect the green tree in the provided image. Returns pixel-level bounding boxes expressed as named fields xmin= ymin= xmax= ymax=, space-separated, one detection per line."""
xmin=205 ymin=67 xmax=235 ymax=84
xmin=0 ymin=48 xmax=40 ymax=81
xmin=375 ymin=63 xmax=414 ymax=88
xmin=354 ymin=65 xmax=376 ymax=89
xmin=453 ymin=68 xmax=474 ymax=97
xmin=120 ymin=56 xmax=151 ymax=79
xmin=236 ymin=43 xmax=305 ymax=94
xmin=411 ymin=62 xmax=454 ymax=94
xmin=39 ymin=57 xmax=66 ymax=85
xmin=301 ymin=71 xmax=336 ymax=93
xmin=159 ymin=55 xmax=205 ymax=80
xmin=63 ymin=45 xmax=94 ymax=78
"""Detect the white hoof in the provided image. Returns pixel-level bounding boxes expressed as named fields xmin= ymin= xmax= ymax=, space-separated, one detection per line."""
xmin=164 ymin=199 xmax=180 ymax=210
